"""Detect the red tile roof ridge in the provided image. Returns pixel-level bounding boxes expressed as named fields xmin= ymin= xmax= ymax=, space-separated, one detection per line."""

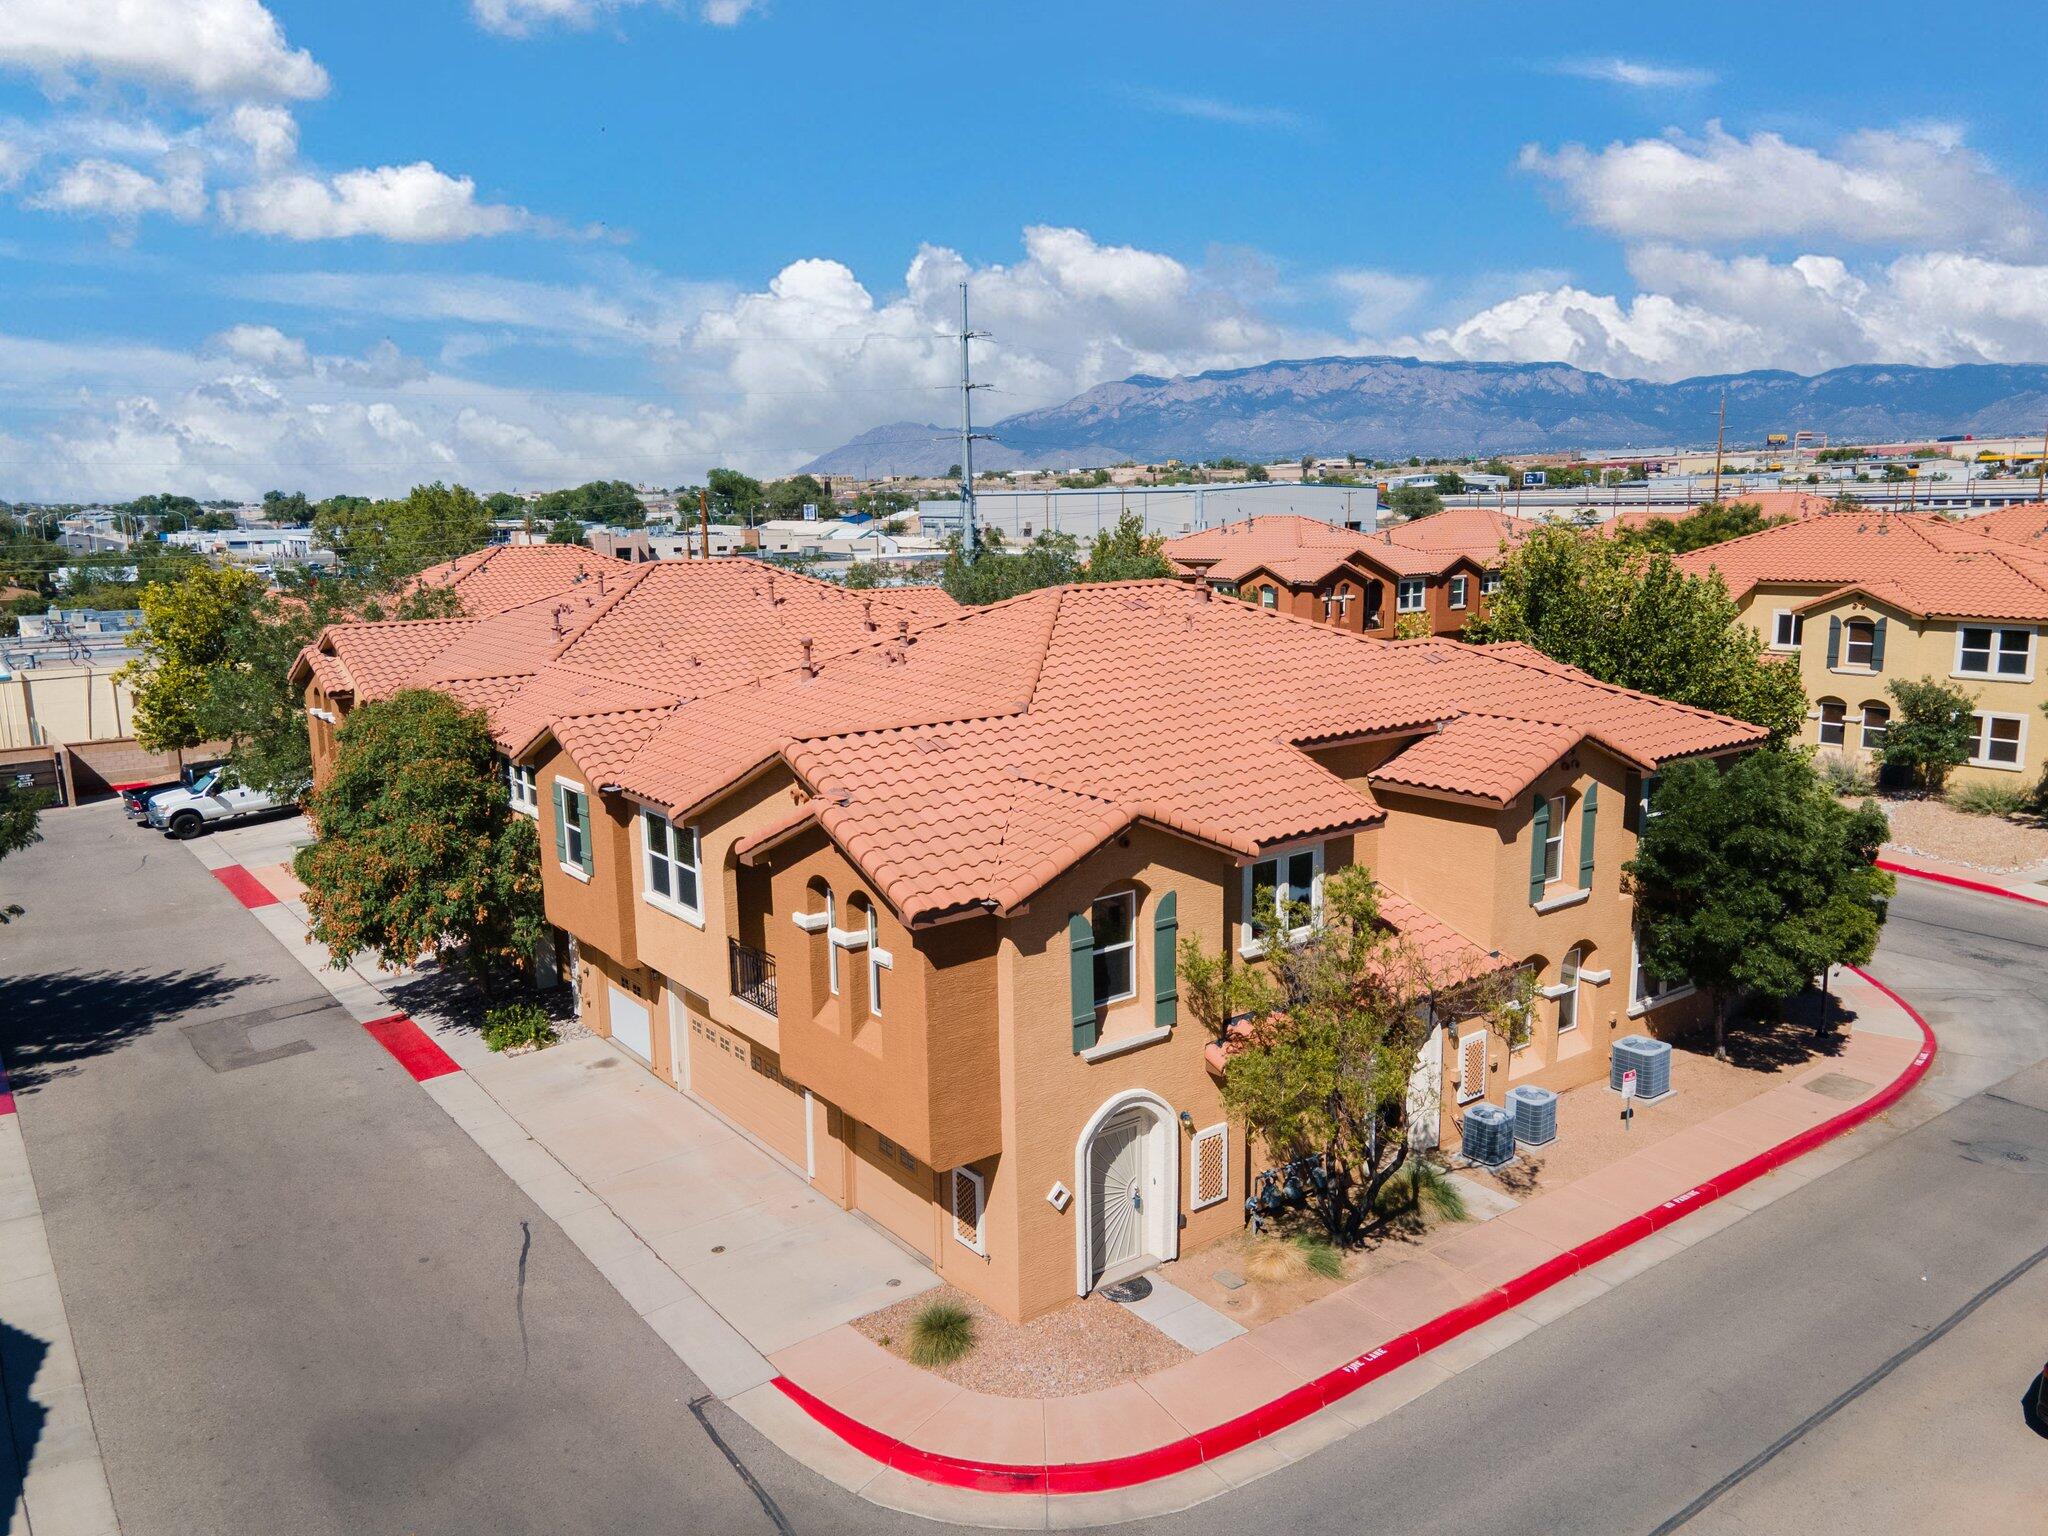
xmin=1460 ymin=640 xmax=1770 ymax=741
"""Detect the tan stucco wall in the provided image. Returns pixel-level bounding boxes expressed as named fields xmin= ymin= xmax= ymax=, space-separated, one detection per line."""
xmin=0 ymin=663 xmax=135 ymax=750
xmin=533 ymin=739 xmax=641 ymax=973
xmin=1734 ymin=584 xmax=2047 ymax=789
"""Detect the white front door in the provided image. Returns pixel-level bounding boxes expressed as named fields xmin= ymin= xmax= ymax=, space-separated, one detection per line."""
xmin=607 ymin=985 xmax=652 ymax=1064
xmin=1091 ymin=1111 xmax=1147 ymax=1279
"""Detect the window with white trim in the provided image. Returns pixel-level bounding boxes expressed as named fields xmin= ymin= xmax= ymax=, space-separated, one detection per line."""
xmin=950 ymin=1166 xmax=987 ymax=1255
xmin=557 ymin=781 xmax=590 ymax=876
xmin=1556 ymin=947 xmax=1582 ymax=1033
xmin=1448 ymin=575 xmax=1469 ymax=609
xmin=1258 ymin=585 xmax=1277 ymax=609
xmin=1191 ymin=1124 xmax=1229 ymax=1209
xmin=507 ymin=761 xmax=538 ymax=815
xmin=1090 ymin=893 xmax=1137 ymax=1004
xmin=1843 ymin=618 xmax=1876 ymax=669
xmin=1481 ymin=571 xmax=1503 ymax=596
xmin=1969 ymin=712 xmax=2025 ymax=768
xmin=1860 ymin=701 xmax=1890 ymax=751
xmin=1772 ymin=610 xmax=1804 ymax=649
xmin=642 ymin=809 xmax=701 ymax=919
xmin=1540 ymin=794 xmax=1566 ymax=884
xmin=1816 ymin=698 xmax=1847 ymax=746
xmin=826 ymin=889 xmax=840 ymax=994
xmin=1957 ymin=625 xmax=2033 ymax=678
xmin=1245 ymin=844 xmax=1323 ymax=951
xmin=1630 ymin=937 xmax=1689 ymax=1011
xmin=1396 ymin=577 xmax=1426 ymax=613
xmin=865 ymin=902 xmax=884 ymax=1017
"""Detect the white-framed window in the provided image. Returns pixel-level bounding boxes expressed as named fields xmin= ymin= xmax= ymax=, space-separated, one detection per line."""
xmin=1860 ymin=701 xmax=1890 ymax=751
xmin=1243 ymin=843 xmax=1323 ymax=953
xmin=1258 ymin=585 xmax=1278 ymax=610
xmin=1090 ymin=892 xmax=1137 ymax=1004
xmin=1396 ymin=577 xmax=1427 ymax=613
xmin=642 ymin=809 xmax=702 ymax=920
xmin=866 ymin=903 xmax=884 ymax=1017
xmin=949 ymin=1166 xmax=987 ymax=1255
xmin=1556 ymin=947 xmax=1582 ymax=1032
xmin=1540 ymin=794 xmax=1566 ymax=885
xmin=1448 ymin=575 xmax=1469 ymax=610
xmin=507 ymin=760 xmax=538 ymax=815
xmin=826 ymin=889 xmax=840 ymax=994
xmin=1481 ymin=571 xmax=1503 ymax=596
xmin=1956 ymin=625 xmax=2033 ymax=678
xmin=1842 ymin=618 xmax=1876 ymax=669
xmin=1630 ymin=936 xmax=1692 ymax=1013
xmin=1969 ymin=712 xmax=2026 ymax=768
xmin=1816 ymin=698 xmax=1847 ymax=747
xmin=1191 ymin=1124 xmax=1229 ymax=1209
xmin=1772 ymin=610 xmax=1804 ymax=650
xmin=1364 ymin=584 xmax=1384 ymax=627
xmin=555 ymin=779 xmax=592 ymax=879
xmin=1638 ymin=772 xmax=1661 ymax=823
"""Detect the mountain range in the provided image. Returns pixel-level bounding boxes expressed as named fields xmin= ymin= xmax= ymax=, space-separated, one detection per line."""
xmin=800 ymin=357 xmax=2048 ymax=477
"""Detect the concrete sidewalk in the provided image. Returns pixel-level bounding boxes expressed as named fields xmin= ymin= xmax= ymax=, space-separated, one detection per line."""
xmin=189 ymin=822 xmax=1936 ymax=1527
xmin=1878 ymin=848 xmax=2048 ymax=907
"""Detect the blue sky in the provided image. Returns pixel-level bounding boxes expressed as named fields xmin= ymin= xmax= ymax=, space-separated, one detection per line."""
xmin=3 ymin=0 xmax=2047 ymax=499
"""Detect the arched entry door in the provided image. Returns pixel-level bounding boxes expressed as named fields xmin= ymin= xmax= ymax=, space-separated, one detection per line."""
xmin=1074 ymin=1091 xmax=1180 ymax=1295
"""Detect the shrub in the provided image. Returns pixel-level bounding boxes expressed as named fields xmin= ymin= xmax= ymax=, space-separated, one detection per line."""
xmin=483 ymin=1002 xmax=557 ymax=1053
xmin=906 ymin=1299 xmax=976 ymax=1366
xmin=1373 ymin=1157 xmax=1469 ymax=1223
xmin=1883 ymin=676 xmax=1977 ymax=793
xmin=1815 ymin=751 xmax=1876 ymax=797
xmin=1947 ymin=781 xmax=2026 ymax=818
xmin=1291 ymin=1233 xmax=1344 ymax=1280
xmin=1243 ymin=1236 xmax=1308 ymax=1284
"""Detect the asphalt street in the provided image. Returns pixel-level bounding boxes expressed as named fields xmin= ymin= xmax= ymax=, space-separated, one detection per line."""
xmin=3 ymin=805 xmax=2045 ymax=1534
xmin=0 ymin=802 xmax=920 ymax=1535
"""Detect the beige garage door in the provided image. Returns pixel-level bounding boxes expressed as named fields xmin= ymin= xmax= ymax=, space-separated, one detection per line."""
xmin=684 ymin=1012 xmax=809 ymax=1170
xmin=851 ymin=1121 xmax=937 ymax=1261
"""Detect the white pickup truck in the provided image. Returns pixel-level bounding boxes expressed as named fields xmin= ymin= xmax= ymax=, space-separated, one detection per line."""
xmin=145 ymin=767 xmax=293 ymax=839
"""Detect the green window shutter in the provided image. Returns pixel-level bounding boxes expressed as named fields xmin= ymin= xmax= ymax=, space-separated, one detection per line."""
xmin=1069 ymin=912 xmax=1098 ymax=1052
xmin=1152 ymin=890 xmax=1178 ymax=1028
xmin=575 ymin=790 xmax=594 ymax=875
xmin=552 ymin=782 xmax=568 ymax=865
xmin=1826 ymin=615 xmax=1841 ymax=667
xmin=1870 ymin=617 xmax=1887 ymax=671
xmin=1528 ymin=793 xmax=1550 ymax=904
xmin=1578 ymin=783 xmax=1598 ymax=889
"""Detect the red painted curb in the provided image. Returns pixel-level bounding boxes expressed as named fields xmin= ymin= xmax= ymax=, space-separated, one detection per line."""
xmin=212 ymin=866 xmax=281 ymax=910
xmin=771 ymin=967 xmax=1939 ymax=1496
xmin=1876 ymin=858 xmax=2048 ymax=909
xmin=362 ymin=1013 xmax=460 ymax=1082
xmin=0 ymin=1058 xmax=14 ymax=1117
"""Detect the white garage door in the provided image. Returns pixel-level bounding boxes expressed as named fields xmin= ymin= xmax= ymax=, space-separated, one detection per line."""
xmin=607 ymin=985 xmax=653 ymax=1064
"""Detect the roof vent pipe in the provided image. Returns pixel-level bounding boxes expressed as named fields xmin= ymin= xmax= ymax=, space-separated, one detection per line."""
xmin=801 ymin=637 xmax=817 ymax=676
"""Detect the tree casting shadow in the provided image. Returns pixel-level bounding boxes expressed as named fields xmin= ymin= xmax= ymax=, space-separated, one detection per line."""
xmin=0 ymin=1319 xmax=50 ymax=1516
xmin=0 ymin=965 xmax=257 ymax=1092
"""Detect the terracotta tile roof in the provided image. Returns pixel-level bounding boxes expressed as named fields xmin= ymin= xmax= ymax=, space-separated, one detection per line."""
xmin=1370 ymin=887 xmax=1503 ymax=987
xmin=551 ymin=706 xmax=675 ymax=785
xmin=315 ymin=619 xmax=479 ymax=700
xmin=1371 ymin=714 xmax=1598 ymax=806
xmin=405 ymin=544 xmax=637 ymax=616
xmin=1675 ymin=512 xmax=2048 ymax=620
xmin=1966 ymin=501 xmax=2048 ymax=547
xmin=1379 ymin=506 xmax=1539 ymax=560
xmin=1163 ymin=514 xmax=1493 ymax=586
xmin=298 ymin=646 xmax=354 ymax=698
xmin=608 ymin=582 xmax=1760 ymax=925
xmin=857 ymin=585 xmax=962 ymax=620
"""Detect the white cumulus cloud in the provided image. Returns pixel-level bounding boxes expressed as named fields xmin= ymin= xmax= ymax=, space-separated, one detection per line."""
xmin=472 ymin=0 xmax=759 ymax=36
xmin=0 ymin=0 xmax=326 ymax=102
xmin=29 ymin=153 xmax=205 ymax=223
xmin=218 ymin=162 xmax=536 ymax=242
xmin=1553 ymin=57 xmax=1716 ymax=89
xmin=1521 ymin=122 xmax=2042 ymax=254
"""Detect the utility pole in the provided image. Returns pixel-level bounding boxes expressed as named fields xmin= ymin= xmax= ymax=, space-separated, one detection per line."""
xmin=1710 ymin=388 xmax=1727 ymax=509
xmin=699 ymin=486 xmax=711 ymax=560
xmin=2037 ymin=420 xmax=2045 ymax=505
xmin=956 ymin=281 xmax=991 ymax=558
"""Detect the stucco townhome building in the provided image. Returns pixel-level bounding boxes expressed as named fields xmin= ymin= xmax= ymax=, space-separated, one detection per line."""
xmin=1162 ymin=509 xmax=1538 ymax=638
xmin=296 ymin=546 xmax=1760 ymax=1323
xmin=1676 ymin=512 xmax=2048 ymax=788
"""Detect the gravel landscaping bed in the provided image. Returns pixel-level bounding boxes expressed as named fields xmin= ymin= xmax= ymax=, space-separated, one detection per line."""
xmin=1870 ymin=794 xmax=2048 ymax=873
xmin=852 ymin=1283 xmax=1188 ymax=1398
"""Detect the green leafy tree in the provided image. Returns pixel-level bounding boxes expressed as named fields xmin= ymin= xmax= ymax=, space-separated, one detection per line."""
xmin=1388 ymin=486 xmax=1442 ymax=521
xmin=484 ymin=491 xmax=526 ymax=519
xmin=707 ymin=467 xmax=766 ymax=524
xmin=853 ymin=488 xmax=916 ymax=519
xmin=261 ymin=490 xmax=311 ymax=524
xmin=1621 ymin=501 xmax=1786 ymax=555
xmin=1179 ymin=865 xmax=1525 ymax=1246
xmin=939 ymin=526 xmax=1080 ymax=604
xmin=1081 ymin=509 xmax=1172 ymax=582
xmin=0 ymin=779 xmax=48 ymax=921
xmin=764 ymin=474 xmax=835 ymax=521
xmin=1882 ymin=676 xmax=1977 ymax=792
xmin=1433 ymin=471 xmax=1466 ymax=495
xmin=534 ymin=479 xmax=644 ymax=528
xmin=294 ymin=691 xmax=544 ymax=993
xmin=1244 ymin=463 xmax=1270 ymax=482
xmin=546 ymin=517 xmax=586 ymax=545
xmin=313 ymin=485 xmax=488 ymax=584
xmin=1467 ymin=525 xmax=1807 ymax=741
xmin=122 ymin=566 xmax=265 ymax=753
xmin=1627 ymin=752 xmax=1893 ymax=1056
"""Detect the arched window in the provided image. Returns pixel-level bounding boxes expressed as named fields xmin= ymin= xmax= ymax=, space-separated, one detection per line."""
xmin=846 ymin=894 xmax=878 ymax=1018
xmin=1258 ymin=585 xmax=1278 ymax=610
xmin=1816 ymin=697 xmax=1847 ymax=747
xmin=1843 ymin=618 xmax=1876 ymax=668
xmin=1556 ymin=947 xmax=1582 ymax=1033
xmin=1859 ymin=701 xmax=1890 ymax=751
